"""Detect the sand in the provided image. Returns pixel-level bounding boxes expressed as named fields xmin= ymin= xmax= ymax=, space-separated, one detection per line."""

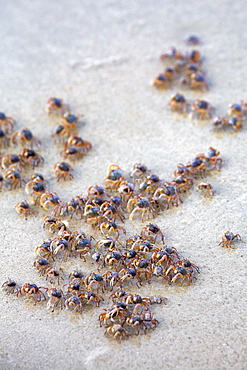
xmin=0 ymin=1 xmax=247 ymax=369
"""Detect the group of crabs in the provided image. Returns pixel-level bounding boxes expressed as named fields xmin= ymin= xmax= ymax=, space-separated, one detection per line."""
xmin=0 ymin=97 xmax=92 ymax=197
xmin=2 ymin=131 xmax=240 ymax=339
xmin=153 ymin=36 xmax=247 ymax=131
xmin=47 ymin=97 xmax=92 ymax=181
xmin=0 ymin=113 xmax=44 ymax=191
xmin=1 ymin=64 xmax=241 ymax=339
xmin=0 ymin=98 xmax=93 ymax=216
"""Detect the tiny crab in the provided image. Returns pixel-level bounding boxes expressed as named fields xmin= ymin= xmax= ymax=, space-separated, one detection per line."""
xmin=0 ymin=112 xmax=16 ymax=133
xmin=187 ymin=157 xmax=206 ymax=178
xmin=43 ymin=216 xmax=69 ymax=234
xmin=128 ymin=258 xmax=153 ymax=283
xmin=190 ymin=73 xmax=208 ymax=91
xmin=99 ymin=302 xmax=129 ymax=326
xmin=10 ymin=128 xmax=41 ymax=148
xmin=130 ymin=238 xmax=158 ymax=254
xmin=140 ymin=223 xmax=165 ymax=244
xmin=160 ymin=47 xmax=184 ymax=61
xmin=151 ymin=245 xmax=179 ymax=266
xmin=33 ymin=258 xmax=50 ymax=276
xmin=64 ymin=282 xmax=83 ymax=296
xmin=125 ymin=315 xmax=147 ymax=334
xmin=53 ymin=161 xmax=74 ymax=181
xmin=84 ymin=272 xmax=105 ymax=292
xmin=60 ymin=198 xmax=84 ymax=219
xmin=40 ymin=192 xmax=62 ymax=215
xmin=104 ymin=251 xmax=123 ymax=268
xmin=103 ymin=271 xmax=123 ymax=290
xmin=46 ymin=97 xmax=70 ymax=116
xmin=186 ymin=35 xmax=201 ymax=45
xmin=61 ymin=113 xmax=80 ymax=132
xmin=47 ymin=289 xmax=65 ymax=312
xmin=105 ymin=324 xmax=129 ymax=340
xmin=15 ymin=200 xmax=34 ymax=218
xmin=4 ymin=168 xmax=25 ymax=189
xmin=25 ymin=180 xmax=46 ymax=205
xmin=99 ymin=221 xmax=126 ymax=239
xmin=152 ymin=73 xmax=170 ymax=89
xmin=173 ymin=163 xmax=192 ymax=178
xmin=197 ymin=147 xmax=222 ymax=171
xmin=34 ymin=241 xmax=53 ymax=260
xmin=100 ymin=201 xmax=125 ymax=223
xmin=189 ymin=99 xmax=213 ymax=120
xmin=122 ymin=293 xmax=150 ymax=311
xmin=227 ymin=103 xmax=243 ymax=118
xmin=127 ymin=196 xmax=157 ymax=222
xmin=168 ymin=92 xmax=190 ymax=113
xmin=65 ymin=134 xmax=92 ymax=155
xmin=153 ymin=185 xmax=182 ymax=209
xmin=105 ymin=164 xmax=125 ymax=190
xmin=228 ymin=117 xmax=242 ymax=131
xmin=79 ymin=290 xmax=104 ymax=307
xmin=172 ymin=176 xmax=193 ymax=193
xmin=212 ymin=116 xmax=229 ymax=131
xmin=87 ymin=185 xmax=106 ymax=199
xmin=139 ymin=175 xmax=161 ymax=195
xmin=197 ymin=181 xmax=214 ymax=196
xmin=2 ymin=279 xmax=18 ymax=294
xmin=163 ymin=66 xmax=176 ymax=81
xmin=110 ymin=290 xmax=127 ymax=302
xmin=1 ymin=153 xmax=21 ymax=170
xmin=20 ymin=149 xmax=44 ymax=168
xmin=130 ymin=163 xmax=149 ymax=182
xmin=117 ymin=181 xmax=135 ymax=201
xmin=65 ymin=296 xmax=83 ymax=313
xmin=17 ymin=283 xmax=47 ymax=304
xmin=52 ymin=124 xmax=72 ymax=142
xmin=219 ymin=231 xmax=241 ymax=248
xmin=183 ymin=62 xmax=200 ymax=76
xmin=68 ymin=269 xmax=84 ymax=283
xmin=72 ymin=235 xmax=92 ymax=261
xmin=140 ymin=307 xmax=159 ymax=329
xmin=60 ymin=146 xmax=85 ymax=161
xmin=95 ymin=237 xmax=117 ymax=252
xmin=51 ymin=237 xmax=72 ymax=261
xmin=186 ymin=49 xmax=201 ymax=64
xmin=46 ymin=266 xmax=64 ymax=285
xmin=84 ymin=204 xmax=103 ymax=226
xmin=122 ymin=249 xmax=138 ymax=265
xmin=119 ymin=267 xmax=141 ymax=287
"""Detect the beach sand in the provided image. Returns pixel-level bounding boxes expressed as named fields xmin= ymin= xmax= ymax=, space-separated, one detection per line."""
xmin=0 ymin=1 xmax=246 ymax=369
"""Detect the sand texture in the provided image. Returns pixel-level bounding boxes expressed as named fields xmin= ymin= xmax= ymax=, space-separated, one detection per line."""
xmin=0 ymin=1 xmax=247 ymax=369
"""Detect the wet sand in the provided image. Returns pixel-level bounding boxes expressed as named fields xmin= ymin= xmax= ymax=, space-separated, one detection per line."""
xmin=0 ymin=1 xmax=247 ymax=369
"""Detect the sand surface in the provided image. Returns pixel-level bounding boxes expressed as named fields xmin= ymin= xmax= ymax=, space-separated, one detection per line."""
xmin=0 ymin=1 xmax=247 ymax=369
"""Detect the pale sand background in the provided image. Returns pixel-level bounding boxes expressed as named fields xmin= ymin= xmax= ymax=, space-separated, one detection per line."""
xmin=0 ymin=1 xmax=247 ymax=369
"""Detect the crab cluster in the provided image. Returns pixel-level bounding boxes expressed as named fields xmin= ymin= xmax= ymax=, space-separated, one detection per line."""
xmin=3 ymin=215 xmax=200 ymax=339
xmin=0 ymin=114 xmax=44 ymax=193
xmin=212 ymin=101 xmax=247 ymax=132
xmin=168 ymin=93 xmax=214 ymax=119
xmin=152 ymin=43 xmax=208 ymax=92
xmin=37 ymin=221 xmax=200 ymax=287
xmin=100 ymin=293 xmax=159 ymax=339
xmin=156 ymin=40 xmax=247 ymax=132
xmin=3 ymin=138 xmax=240 ymax=340
xmin=47 ymin=97 xmax=92 ymax=182
xmin=13 ymin=146 xmax=221 ymax=220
